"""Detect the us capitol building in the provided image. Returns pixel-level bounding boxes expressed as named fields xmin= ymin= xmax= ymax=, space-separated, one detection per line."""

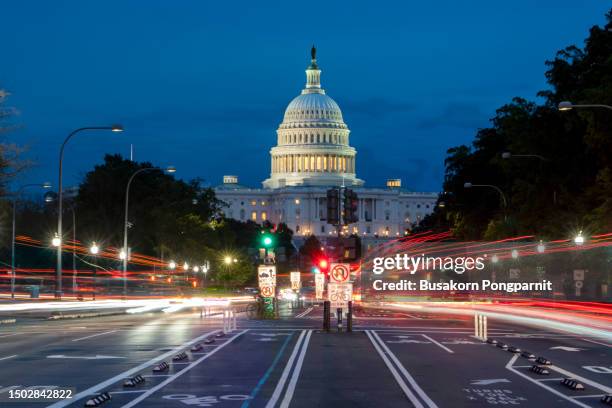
xmin=215 ymin=48 xmax=437 ymax=242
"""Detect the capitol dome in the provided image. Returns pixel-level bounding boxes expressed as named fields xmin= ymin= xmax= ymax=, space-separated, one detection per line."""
xmin=263 ymin=47 xmax=363 ymax=189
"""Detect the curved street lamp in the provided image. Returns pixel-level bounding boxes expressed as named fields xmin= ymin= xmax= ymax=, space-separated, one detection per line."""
xmin=122 ymin=165 xmax=176 ymax=299
xmin=463 ymin=182 xmax=508 ymax=208
xmin=55 ymin=125 xmax=123 ymax=299
xmin=558 ymin=101 xmax=612 ymax=111
xmin=502 ymin=152 xmax=548 ymax=161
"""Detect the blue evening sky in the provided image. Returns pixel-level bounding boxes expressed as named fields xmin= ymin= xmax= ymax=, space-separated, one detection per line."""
xmin=1 ymin=1 xmax=608 ymax=192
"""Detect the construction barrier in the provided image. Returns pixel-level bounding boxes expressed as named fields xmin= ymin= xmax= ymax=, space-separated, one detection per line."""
xmin=84 ymin=392 xmax=111 ymax=407
xmin=123 ymin=375 xmax=145 ymax=387
xmin=529 ymin=365 xmax=550 ymax=375
xmin=561 ymin=378 xmax=585 ymax=390
xmin=152 ymin=361 xmax=169 ymax=372
xmin=172 ymin=352 xmax=188 ymax=361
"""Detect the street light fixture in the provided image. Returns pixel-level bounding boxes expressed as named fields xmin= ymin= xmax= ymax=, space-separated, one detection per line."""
xmin=168 ymin=260 xmax=176 ymax=270
xmin=224 ymin=256 xmax=232 ymax=265
xmin=491 ymin=254 xmax=499 ymax=264
xmin=9 ymin=182 xmax=52 ymax=299
xmin=511 ymin=249 xmax=519 ymax=259
xmin=558 ymin=101 xmax=612 ymax=111
xmin=89 ymin=242 xmax=99 ymax=255
xmin=56 ymin=125 xmax=123 ymax=299
xmin=502 ymin=152 xmax=547 ymax=161
xmin=574 ymin=231 xmax=585 ymax=246
xmin=52 ymin=234 xmax=61 ymax=247
xmin=122 ymin=165 xmax=176 ymax=299
xmin=183 ymin=262 xmax=189 ymax=271
xmin=536 ymin=241 xmax=546 ymax=253
xmin=193 ymin=266 xmax=200 ymax=273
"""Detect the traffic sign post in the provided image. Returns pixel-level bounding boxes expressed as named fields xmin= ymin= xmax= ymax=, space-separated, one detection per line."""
xmin=290 ymin=271 xmax=301 ymax=290
xmin=315 ymin=273 xmax=325 ymax=300
xmin=329 ymin=263 xmax=350 ymax=283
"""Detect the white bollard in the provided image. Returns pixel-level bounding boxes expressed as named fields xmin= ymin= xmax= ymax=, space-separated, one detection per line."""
xmin=483 ymin=315 xmax=488 ymax=340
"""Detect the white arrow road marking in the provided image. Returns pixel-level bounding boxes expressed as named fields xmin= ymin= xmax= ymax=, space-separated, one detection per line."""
xmin=387 ymin=340 xmax=431 ymax=344
xmin=47 ymin=354 xmax=125 ymax=360
xmin=550 ymin=346 xmax=585 ymax=352
xmin=471 ymin=379 xmax=511 ymax=385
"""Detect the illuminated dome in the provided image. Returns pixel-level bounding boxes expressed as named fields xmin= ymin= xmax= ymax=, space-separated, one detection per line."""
xmin=263 ymin=47 xmax=363 ymax=189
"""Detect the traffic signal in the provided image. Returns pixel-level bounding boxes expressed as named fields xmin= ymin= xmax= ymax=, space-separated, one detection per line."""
xmin=316 ymin=258 xmax=330 ymax=274
xmin=326 ymin=188 xmax=340 ymax=225
xmin=343 ymin=189 xmax=359 ymax=224
xmin=260 ymin=230 xmax=275 ymax=248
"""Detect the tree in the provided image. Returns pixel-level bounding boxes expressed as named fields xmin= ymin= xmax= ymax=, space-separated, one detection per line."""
xmin=75 ymin=154 xmax=223 ymax=258
xmin=420 ymin=9 xmax=612 ymax=239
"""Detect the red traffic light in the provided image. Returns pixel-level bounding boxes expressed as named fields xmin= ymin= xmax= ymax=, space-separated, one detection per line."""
xmin=318 ymin=259 xmax=329 ymax=270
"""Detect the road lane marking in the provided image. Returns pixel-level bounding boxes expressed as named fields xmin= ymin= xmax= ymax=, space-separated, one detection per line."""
xmin=71 ymin=330 xmax=118 ymax=342
xmin=0 ymin=333 xmax=21 ymax=338
xmin=420 ymin=334 xmax=454 ymax=354
xmin=505 ymin=354 xmax=590 ymax=408
xmin=295 ymin=308 xmax=313 ymax=318
xmin=370 ymin=331 xmax=438 ymax=408
xmin=109 ymin=390 xmax=147 ymax=395
xmin=46 ymin=328 xmax=222 ymax=408
xmin=265 ymin=330 xmax=306 ymax=408
xmin=242 ymin=332 xmax=295 ymax=408
xmin=365 ymin=330 xmax=425 ymax=408
xmin=279 ymin=330 xmax=312 ymax=408
xmin=119 ymin=330 xmax=248 ymax=408
xmin=0 ymin=354 xmax=17 ymax=361
xmin=572 ymin=394 xmax=605 ymax=399
xmin=580 ymin=338 xmax=612 ymax=347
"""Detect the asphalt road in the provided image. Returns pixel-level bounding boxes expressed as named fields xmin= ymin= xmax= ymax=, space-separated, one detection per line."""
xmin=0 ymin=302 xmax=610 ymax=408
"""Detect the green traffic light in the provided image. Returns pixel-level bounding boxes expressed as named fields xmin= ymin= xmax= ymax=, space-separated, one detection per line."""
xmin=262 ymin=235 xmax=273 ymax=247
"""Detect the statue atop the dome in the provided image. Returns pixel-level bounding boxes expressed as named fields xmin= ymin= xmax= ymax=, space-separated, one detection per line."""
xmin=311 ymin=45 xmax=316 ymax=61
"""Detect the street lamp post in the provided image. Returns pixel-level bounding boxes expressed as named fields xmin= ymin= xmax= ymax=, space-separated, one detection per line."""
xmin=55 ymin=125 xmax=123 ymax=299
xmin=122 ymin=165 xmax=176 ymax=300
xmin=10 ymin=182 xmax=51 ymax=299
xmin=90 ymin=242 xmax=99 ymax=300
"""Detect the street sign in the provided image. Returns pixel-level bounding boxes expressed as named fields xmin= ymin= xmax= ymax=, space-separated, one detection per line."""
xmin=573 ymin=269 xmax=585 ymax=281
xmin=328 ymin=282 xmax=352 ymax=309
xmin=329 ymin=263 xmax=350 ymax=283
xmin=575 ymin=280 xmax=583 ymax=289
xmin=260 ymin=285 xmax=275 ymax=298
xmin=315 ymin=274 xmax=325 ymax=300
xmin=290 ymin=271 xmax=301 ymax=290
xmin=258 ymin=265 xmax=276 ymax=288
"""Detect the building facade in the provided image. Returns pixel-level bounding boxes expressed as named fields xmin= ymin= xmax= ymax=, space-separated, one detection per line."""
xmin=215 ymin=48 xmax=437 ymax=242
